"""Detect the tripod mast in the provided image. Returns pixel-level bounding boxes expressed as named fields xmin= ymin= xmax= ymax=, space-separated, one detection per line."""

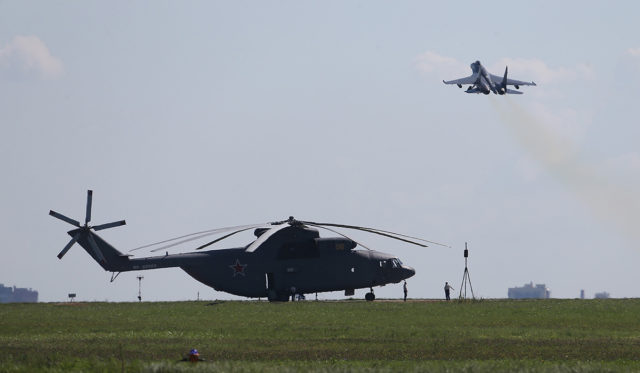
xmin=459 ymin=242 xmax=475 ymax=299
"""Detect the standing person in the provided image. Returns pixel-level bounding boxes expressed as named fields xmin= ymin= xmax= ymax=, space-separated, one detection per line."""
xmin=403 ymin=280 xmax=408 ymax=302
xmin=444 ymin=282 xmax=454 ymax=301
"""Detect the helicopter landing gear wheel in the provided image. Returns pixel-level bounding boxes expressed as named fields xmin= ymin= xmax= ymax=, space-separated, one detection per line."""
xmin=365 ymin=292 xmax=375 ymax=302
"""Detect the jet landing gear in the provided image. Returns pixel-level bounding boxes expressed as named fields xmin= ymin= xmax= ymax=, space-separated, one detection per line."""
xmin=365 ymin=288 xmax=376 ymax=302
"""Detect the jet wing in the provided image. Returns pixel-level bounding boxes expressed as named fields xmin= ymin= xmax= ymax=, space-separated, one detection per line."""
xmin=443 ymin=74 xmax=478 ymax=85
xmin=489 ymin=74 xmax=536 ymax=86
xmin=505 ymin=88 xmax=523 ymax=95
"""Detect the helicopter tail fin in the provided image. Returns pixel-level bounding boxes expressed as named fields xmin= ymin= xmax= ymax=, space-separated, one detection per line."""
xmin=68 ymin=229 xmax=132 ymax=272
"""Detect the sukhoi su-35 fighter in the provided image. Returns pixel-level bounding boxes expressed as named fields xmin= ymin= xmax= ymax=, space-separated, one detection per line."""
xmin=443 ymin=60 xmax=536 ymax=95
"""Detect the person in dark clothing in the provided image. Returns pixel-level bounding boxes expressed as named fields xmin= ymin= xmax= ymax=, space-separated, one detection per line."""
xmin=403 ymin=280 xmax=408 ymax=302
xmin=444 ymin=282 xmax=454 ymax=300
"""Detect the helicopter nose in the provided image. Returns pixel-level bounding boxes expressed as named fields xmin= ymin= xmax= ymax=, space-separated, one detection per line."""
xmin=403 ymin=266 xmax=415 ymax=279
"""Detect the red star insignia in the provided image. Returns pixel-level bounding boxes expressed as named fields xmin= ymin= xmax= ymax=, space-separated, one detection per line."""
xmin=229 ymin=259 xmax=247 ymax=277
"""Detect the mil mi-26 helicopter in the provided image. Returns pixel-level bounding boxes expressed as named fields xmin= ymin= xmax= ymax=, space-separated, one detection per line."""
xmin=50 ymin=191 xmax=446 ymax=301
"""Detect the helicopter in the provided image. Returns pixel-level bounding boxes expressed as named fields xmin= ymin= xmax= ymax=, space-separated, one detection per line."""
xmin=50 ymin=190 xmax=445 ymax=301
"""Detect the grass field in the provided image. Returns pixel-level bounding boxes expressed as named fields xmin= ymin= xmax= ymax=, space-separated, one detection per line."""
xmin=1 ymin=298 xmax=639 ymax=372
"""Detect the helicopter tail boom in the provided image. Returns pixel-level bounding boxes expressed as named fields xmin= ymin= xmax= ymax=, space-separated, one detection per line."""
xmin=70 ymin=228 xmax=212 ymax=273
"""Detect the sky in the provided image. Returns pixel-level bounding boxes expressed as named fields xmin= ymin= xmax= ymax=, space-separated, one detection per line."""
xmin=2 ymin=1 xmax=640 ymax=302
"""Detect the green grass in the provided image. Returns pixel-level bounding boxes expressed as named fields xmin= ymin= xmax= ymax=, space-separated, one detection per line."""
xmin=1 ymin=299 xmax=640 ymax=372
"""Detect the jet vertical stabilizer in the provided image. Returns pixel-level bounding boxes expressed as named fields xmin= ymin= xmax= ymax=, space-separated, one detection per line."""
xmin=499 ymin=66 xmax=508 ymax=95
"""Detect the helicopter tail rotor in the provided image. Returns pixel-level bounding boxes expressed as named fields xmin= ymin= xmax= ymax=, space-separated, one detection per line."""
xmin=85 ymin=190 xmax=92 ymax=225
xmin=49 ymin=210 xmax=81 ymax=228
xmin=56 ymin=232 xmax=81 ymax=259
xmin=50 ymin=190 xmax=126 ymax=261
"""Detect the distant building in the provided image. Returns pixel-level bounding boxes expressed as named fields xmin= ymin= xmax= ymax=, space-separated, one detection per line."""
xmin=0 ymin=283 xmax=38 ymax=303
xmin=508 ymin=282 xmax=550 ymax=299
xmin=594 ymin=291 xmax=610 ymax=299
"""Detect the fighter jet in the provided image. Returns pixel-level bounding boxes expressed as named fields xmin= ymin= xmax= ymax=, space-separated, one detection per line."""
xmin=443 ymin=60 xmax=536 ymax=95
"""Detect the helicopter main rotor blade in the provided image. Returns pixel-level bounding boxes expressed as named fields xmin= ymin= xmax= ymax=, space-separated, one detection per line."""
xmin=57 ymin=233 xmax=81 ymax=259
xmin=93 ymin=220 xmax=126 ymax=231
xmin=357 ymin=227 xmax=427 ymax=247
xmin=301 ymin=221 xmax=430 ymax=247
xmin=352 ymin=226 xmax=449 ymax=247
xmin=149 ymin=226 xmax=265 ymax=253
xmin=149 ymin=231 xmax=223 ymax=253
xmin=310 ymin=221 xmax=448 ymax=246
xmin=131 ymin=223 xmax=265 ymax=252
xmin=49 ymin=210 xmax=81 ymax=228
xmin=85 ymin=190 xmax=93 ymax=225
xmin=195 ymin=226 xmax=259 ymax=251
xmin=304 ymin=223 xmax=372 ymax=251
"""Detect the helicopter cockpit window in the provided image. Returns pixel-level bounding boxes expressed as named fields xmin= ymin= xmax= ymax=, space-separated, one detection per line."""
xmin=380 ymin=259 xmax=402 ymax=268
xmin=386 ymin=258 xmax=401 ymax=268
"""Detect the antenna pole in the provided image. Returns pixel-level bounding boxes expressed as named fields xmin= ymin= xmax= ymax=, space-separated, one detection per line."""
xmin=137 ymin=276 xmax=144 ymax=302
xmin=459 ymin=242 xmax=475 ymax=300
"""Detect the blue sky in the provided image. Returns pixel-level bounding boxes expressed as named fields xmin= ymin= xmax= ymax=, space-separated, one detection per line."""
xmin=2 ymin=1 xmax=640 ymax=301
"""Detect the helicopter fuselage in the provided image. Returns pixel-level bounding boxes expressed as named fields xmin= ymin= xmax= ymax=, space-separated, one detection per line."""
xmin=69 ymin=224 xmax=415 ymax=301
xmin=182 ymin=246 xmax=412 ymax=300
